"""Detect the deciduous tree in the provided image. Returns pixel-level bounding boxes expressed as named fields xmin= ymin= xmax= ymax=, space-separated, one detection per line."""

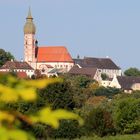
xmin=0 ymin=49 xmax=14 ymax=66
xmin=124 ymin=68 xmax=140 ymax=76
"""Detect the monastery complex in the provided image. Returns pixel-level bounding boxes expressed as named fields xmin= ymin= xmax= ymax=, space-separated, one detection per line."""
xmin=1 ymin=9 xmax=140 ymax=93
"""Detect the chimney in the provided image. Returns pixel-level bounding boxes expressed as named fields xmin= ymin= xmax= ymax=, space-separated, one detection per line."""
xmin=77 ymin=54 xmax=80 ymax=59
xmin=35 ymin=40 xmax=38 ymax=47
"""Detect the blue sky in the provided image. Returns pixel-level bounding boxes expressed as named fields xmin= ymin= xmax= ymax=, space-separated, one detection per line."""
xmin=0 ymin=0 xmax=140 ymax=70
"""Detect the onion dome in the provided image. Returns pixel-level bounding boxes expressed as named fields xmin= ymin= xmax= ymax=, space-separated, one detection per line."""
xmin=24 ymin=8 xmax=36 ymax=34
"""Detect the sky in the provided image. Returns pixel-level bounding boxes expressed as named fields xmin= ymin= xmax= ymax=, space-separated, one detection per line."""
xmin=0 ymin=0 xmax=140 ymax=70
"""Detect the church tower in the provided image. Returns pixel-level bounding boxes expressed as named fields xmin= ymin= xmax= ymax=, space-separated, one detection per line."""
xmin=24 ymin=8 xmax=36 ymax=65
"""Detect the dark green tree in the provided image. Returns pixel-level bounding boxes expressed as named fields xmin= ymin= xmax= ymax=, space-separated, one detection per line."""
xmin=101 ymin=73 xmax=109 ymax=80
xmin=39 ymin=82 xmax=75 ymax=110
xmin=124 ymin=68 xmax=140 ymax=76
xmin=72 ymin=75 xmax=93 ymax=88
xmin=0 ymin=49 xmax=14 ymax=67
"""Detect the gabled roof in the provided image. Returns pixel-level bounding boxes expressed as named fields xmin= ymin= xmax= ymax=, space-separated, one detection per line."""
xmin=0 ymin=61 xmax=34 ymax=70
xmin=117 ymin=76 xmax=140 ymax=90
xmin=74 ymin=57 xmax=120 ymax=70
xmin=37 ymin=46 xmax=73 ymax=63
xmin=69 ymin=65 xmax=97 ymax=78
xmin=48 ymin=68 xmax=65 ymax=74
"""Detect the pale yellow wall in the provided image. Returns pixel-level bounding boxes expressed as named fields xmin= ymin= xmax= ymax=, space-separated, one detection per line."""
xmin=101 ymin=80 xmax=111 ymax=87
xmin=131 ymin=83 xmax=140 ymax=91
xmin=101 ymin=75 xmax=121 ymax=88
xmin=94 ymin=70 xmax=102 ymax=82
xmin=109 ymin=75 xmax=121 ymax=88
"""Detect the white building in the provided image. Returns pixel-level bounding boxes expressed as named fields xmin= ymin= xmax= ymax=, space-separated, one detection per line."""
xmin=0 ymin=61 xmax=34 ymax=78
xmin=73 ymin=57 xmax=122 ymax=79
xmin=101 ymin=75 xmax=140 ymax=93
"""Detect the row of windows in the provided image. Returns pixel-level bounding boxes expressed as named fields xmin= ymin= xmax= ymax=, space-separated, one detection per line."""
xmin=102 ymin=69 xmax=120 ymax=73
xmin=15 ymin=69 xmax=34 ymax=72
xmin=54 ymin=64 xmax=73 ymax=68
xmin=0 ymin=69 xmax=34 ymax=73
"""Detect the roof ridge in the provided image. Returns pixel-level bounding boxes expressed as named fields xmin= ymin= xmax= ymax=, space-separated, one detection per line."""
xmin=39 ymin=46 xmax=66 ymax=48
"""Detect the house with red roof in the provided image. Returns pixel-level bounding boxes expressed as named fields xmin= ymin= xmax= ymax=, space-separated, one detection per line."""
xmin=23 ymin=9 xmax=74 ymax=76
xmin=0 ymin=60 xmax=34 ymax=78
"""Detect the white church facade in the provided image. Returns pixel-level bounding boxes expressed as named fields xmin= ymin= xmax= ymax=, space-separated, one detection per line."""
xmin=23 ymin=9 xmax=74 ymax=75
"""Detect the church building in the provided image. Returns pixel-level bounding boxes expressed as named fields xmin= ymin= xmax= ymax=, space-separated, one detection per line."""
xmin=23 ymin=9 xmax=74 ymax=75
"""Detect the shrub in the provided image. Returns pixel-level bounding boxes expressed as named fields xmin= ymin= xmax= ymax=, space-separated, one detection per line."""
xmin=85 ymin=108 xmax=115 ymax=137
xmin=94 ymin=87 xmax=121 ymax=98
xmin=48 ymin=120 xmax=83 ymax=139
xmin=113 ymin=97 xmax=140 ymax=134
xmin=0 ymin=74 xmax=83 ymax=140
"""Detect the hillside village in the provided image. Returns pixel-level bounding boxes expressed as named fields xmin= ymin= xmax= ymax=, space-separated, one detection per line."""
xmin=0 ymin=5 xmax=140 ymax=140
xmin=0 ymin=8 xmax=140 ymax=93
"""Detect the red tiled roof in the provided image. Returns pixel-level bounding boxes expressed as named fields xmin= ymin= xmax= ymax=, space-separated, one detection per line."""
xmin=17 ymin=72 xmax=27 ymax=78
xmin=0 ymin=61 xmax=33 ymax=70
xmin=37 ymin=46 xmax=73 ymax=62
xmin=0 ymin=71 xmax=27 ymax=79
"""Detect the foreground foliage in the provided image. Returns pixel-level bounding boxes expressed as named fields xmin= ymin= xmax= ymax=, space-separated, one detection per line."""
xmin=1 ymin=74 xmax=140 ymax=139
xmin=112 ymin=96 xmax=140 ymax=134
xmin=43 ymin=75 xmax=140 ymax=139
xmin=0 ymin=74 xmax=83 ymax=140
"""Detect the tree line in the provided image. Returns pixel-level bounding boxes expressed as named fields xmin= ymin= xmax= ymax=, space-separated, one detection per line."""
xmin=3 ymin=74 xmax=139 ymax=139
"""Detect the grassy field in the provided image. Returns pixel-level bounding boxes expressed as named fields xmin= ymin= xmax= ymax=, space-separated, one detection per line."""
xmin=74 ymin=134 xmax=140 ymax=140
xmin=48 ymin=134 xmax=140 ymax=140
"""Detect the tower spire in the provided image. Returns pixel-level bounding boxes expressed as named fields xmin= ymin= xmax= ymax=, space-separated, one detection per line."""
xmin=24 ymin=7 xmax=36 ymax=34
xmin=23 ymin=7 xmax=36 ymax=65
xmin=27 ymin=7 xmax=33 ymax=19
